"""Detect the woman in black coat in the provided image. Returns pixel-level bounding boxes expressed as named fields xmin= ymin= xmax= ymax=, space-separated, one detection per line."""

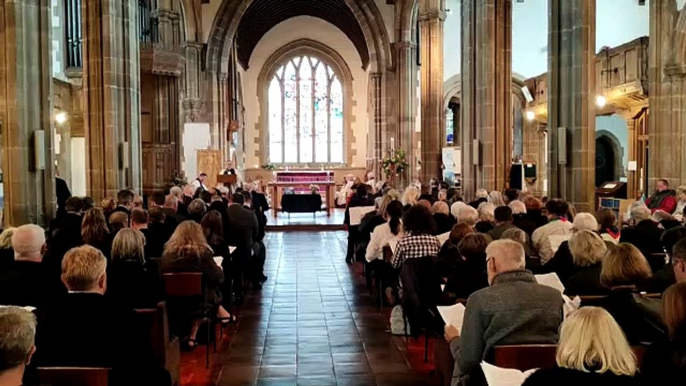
xmin=641 ymin=282 xmax=686 ymax=383
xmin=523 ymin=307 xmax=642 ymax=386
xmin=443 ymin=233 xmax=489 ymax=300
xmin=564 ymin=231 xmax=609 ymax=296
xmin=107 ymin=228 xmax=163 ymax=309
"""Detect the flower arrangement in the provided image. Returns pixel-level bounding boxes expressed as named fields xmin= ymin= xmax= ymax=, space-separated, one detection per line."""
xmin=382 ymin=148 xmax=409 ymax=178
xmin=261 ymin=162 xmax=276 ymax=171
xmin=167 ymin=171 xmax=188 ymax=187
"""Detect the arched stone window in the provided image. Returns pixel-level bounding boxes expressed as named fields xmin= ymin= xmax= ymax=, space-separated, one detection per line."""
xmin=259 ymin=39 xmax=354 ymax=167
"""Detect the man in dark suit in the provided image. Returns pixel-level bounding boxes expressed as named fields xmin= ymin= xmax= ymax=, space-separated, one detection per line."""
xmin=344 ymin=184 xmax=375 ymax=264
xmin=55 ymin=175 xmax=72 ymax=218
xmin=0 ymin=225 xmax=64 ymax=308
xmin=145 ymin=207 xmax=172 ymax=259
xmin=113 ymin=189 xmax=134 ymax=216
xmin=242 ymin=191 xmax=268 ymax=287
xmin=250 ymin=187 xmax=270 ymax=214
xmin=227 ymin=193 xmax=259 ymax=298
xmin=163 ymin=194 xmax=184 ymax=228
xmin=32 ymin=245 xmax=168 ymax=385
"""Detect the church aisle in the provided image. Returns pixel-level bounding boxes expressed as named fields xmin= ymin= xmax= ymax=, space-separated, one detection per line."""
xmin=212 ymin=231 xmax=436 ymax=386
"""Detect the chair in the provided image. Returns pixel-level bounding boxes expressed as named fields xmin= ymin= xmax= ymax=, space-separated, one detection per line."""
xmin=399 ymin=255 xmax=444 ymax=362
xmin=162 ymin=272 xmax=216 ymax=369
xmin=135 ymin=302 xmax=181 ymax=385
xmin=38 ymin=367 xmax=110 ymax=386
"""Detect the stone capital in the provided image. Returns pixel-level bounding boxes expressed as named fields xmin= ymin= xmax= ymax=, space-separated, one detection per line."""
xmin=182 ymin=98 xmax=205 ymax=122
xmin=418 ymin=10 xmax=447 ymax=22
xmin=183 ymin=41 xmax=204 ymax=50
xmin=665 ymin=63 xmax=686 ymax=79
xmin=395 ymin=41 xmax=417 ymax=51
xmin=370 ymin=72 xmax=382 ymax=80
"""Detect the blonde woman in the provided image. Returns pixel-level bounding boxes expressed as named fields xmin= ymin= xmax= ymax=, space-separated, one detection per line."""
xmin=522 ymin=307 xmax=640 ymax=385
xmin=160 ymin=221 xmax=232 ymax=349
xmin=0 ymin=227 xmax=16 ymax=265
xmin=488 ymin=190 xmax=506 ymax=207
xmin=565 ymin=231 xmax=608 ymax=296
xmin=107 ymin=228 xmax=162 ymax=309
xmin=402 ymin=186 xmax=420 ymax=207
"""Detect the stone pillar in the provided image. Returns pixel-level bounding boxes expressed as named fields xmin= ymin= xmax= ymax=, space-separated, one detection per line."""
xmin=648 ymin=0 xmax=686 ymax=187
xmin=182 ymin=41 xmax=204 ymax=122
xmin=547 ymin=0 xmax=596 ymax=212
xmin=419 ymin=1 xmax=445 ymax=183
xmin=522 ymin=121 xmax=546 ymax=196
xmin=368 ymin=72 xmax=383 ymax=177
xmin=397 ymin=41 xmax=418 ymax=184
xmin=460 ymin=0 xmax=512 ymax=200
xmin=82 ymin=0 xmax=141 ymax=200
xmin=0 ymin=0 xmax=56 ymax=227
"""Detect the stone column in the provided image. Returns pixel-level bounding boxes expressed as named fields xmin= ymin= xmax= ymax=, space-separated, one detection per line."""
xmin=0 ymin=0 xmax=56 ymax=226
xmin=547 ymin=0 xmax=596 ymax=212
xmin=522 ymin=121 xmax=546 ymax=196
xmin=182 ymin=41 xmax=205 ymax=122
xmin=368 ymin=72 xmax=383 ymax=178
xmin=648 ymin=0 xmax=686 ymax=187
xmin=419 ymin=1 xmax=445 ymax=183
xmin=82 ymin=0 xmax=141 ymax=200
xmin=460 ymin=0 xmax=512 ymax=199
xmin=397 ymin=41 xmax=418 ymax=184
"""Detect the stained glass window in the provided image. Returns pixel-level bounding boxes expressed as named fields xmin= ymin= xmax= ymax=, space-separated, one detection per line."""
xmin=445 ymin=108 xmax=454 ymax=144
xmin=268 ymin=55 xmax=344 ymax=165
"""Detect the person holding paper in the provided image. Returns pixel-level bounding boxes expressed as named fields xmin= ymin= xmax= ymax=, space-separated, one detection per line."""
xmin=532 ymin=199 xmax=573 ymax=264
xmin=522 ymin=307 xmax=640 ymax=386
xmin=444 ymin=239 xmax=563 ymax=386
xmin=344 ymin=184 xmax=375 ymax=264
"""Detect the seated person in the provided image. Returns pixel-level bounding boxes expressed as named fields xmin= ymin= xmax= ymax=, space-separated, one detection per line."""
xmin=652 ymin=227 xmax=686 ymax=291
xmin=32 ymin=245 xmax=167 ymax=385
xmin=620 ymin=205 xmax=665 ymax=260
xmin=444 ymin=239 xmax=563 ymax=385
xmin=107 ymin=228 xmax=163 ymax=309
xmin=532 ymin=199 xmax=573 ymax=264
xmin=82 ymin=208 xmax=114 ymax=260
xmin=109 ymin=211 xmax=129 ymax=234
xmin=391 ymin=205 xmax=440 ymax=269
xmin=0 ymin=224 xmax=63 ymax=308
xmin=443 ymin=233 xmax=490 ymax=301
xmin=0 ymin=307 xmax=37 ymax=386
xmin=594 ymin=243 xmax=664 ymax=345
xmin=565 ymin=230 xmax=608 ymax=296
xmin=487 ymin=206 xmax=517 ymax=240
xmin=433 ymin=201 xmax=456 ymax=235
xmin=160 ymin=221 xmax=228 ymax=349
xmin=523 ymin=307 xmax=641 ymax=385
xmin=642 ymin=282 xmax=686 ymax=383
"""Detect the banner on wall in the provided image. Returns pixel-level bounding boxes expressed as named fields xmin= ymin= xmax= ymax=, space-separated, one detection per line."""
xmin=442 ymin=147 xmax=456 ymax=183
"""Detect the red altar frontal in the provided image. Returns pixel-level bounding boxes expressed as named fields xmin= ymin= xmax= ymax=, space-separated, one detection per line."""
xmin=268 ymin=171 xmax=336 ymax=217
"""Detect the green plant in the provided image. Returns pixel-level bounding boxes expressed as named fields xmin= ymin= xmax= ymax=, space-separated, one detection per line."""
xmin=168 ymin=171 xmax=188 ymax=187
xmin=261 ymin=162 xmax=276 ymax=171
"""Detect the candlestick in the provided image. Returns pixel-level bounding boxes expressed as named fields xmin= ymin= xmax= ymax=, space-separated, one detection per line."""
xmin=390 ymin=137 xmax=395 ymax=151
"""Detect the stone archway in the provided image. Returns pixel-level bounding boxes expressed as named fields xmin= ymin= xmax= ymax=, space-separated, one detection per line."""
xmin=595 ymin=129 xmax=624 ymax=186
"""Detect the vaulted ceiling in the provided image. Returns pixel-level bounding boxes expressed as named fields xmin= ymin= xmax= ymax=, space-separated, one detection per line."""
xmin=235 ymin=0 xmax=369 ymax=69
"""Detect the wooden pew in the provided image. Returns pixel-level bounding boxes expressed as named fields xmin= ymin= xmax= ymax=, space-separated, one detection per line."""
xmin=494 ymin=344 xmax=649 ymax=371
xmin=38 ymin=367 xmax=109 ymax=386
xmin=135 ymin=302 xmax=180 ymax=386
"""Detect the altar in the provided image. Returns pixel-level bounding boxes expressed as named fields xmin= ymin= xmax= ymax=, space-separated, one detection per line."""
xmin=268 ymin=171 xmax=336 ymax=217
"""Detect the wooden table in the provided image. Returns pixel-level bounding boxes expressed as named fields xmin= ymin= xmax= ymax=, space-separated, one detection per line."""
xmin=268 ymin=181 xmax=336 ymax=218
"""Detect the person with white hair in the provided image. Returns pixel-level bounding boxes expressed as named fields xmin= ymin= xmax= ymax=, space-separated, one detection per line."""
xmin=433 ymin=201 xmax=456 ymax=235
xmin=456 ymin=205 xmax=479 ymax=227
xmin=468 ymin=189 xmax=489 ymax=208
xmin=620 ymin=203 xmax=667 ymax=256
xmin=444 ymin=239 xmax=563 ymax=385
xmin=0 ymin=224 xmax=58 ymax=308
xmin=477 ymin=202 xmax=496 ymax=223
xmin=450 ymin=201 xmax=466 ymax=221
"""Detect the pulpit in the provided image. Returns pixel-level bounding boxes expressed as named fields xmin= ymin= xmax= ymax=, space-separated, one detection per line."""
xmin=268 ymin=171 xmax=336 ymax=217
xmin=217 ymin=174 xmax=237 ymax=196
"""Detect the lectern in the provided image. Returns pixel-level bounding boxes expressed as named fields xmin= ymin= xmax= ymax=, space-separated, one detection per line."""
xmin=217 ymin=174 xmax=237 ymax=196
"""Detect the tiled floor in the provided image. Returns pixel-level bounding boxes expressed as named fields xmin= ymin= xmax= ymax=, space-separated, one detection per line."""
xmin=206 ymin=231 xmax=436 ymax=386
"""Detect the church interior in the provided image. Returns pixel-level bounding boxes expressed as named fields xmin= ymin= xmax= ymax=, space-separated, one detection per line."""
xmin=2 ymin=0 xmax=686 ymax=385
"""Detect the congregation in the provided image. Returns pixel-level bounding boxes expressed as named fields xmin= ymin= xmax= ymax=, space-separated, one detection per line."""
xmin=0 ymin=184 xmax=269 ymax=385
xmin=341 ymin=178 xmax=686 ymax=386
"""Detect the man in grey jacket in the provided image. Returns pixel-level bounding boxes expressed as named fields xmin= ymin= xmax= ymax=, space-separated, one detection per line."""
xmin=445 ymin=239 xmax=563 ymax=386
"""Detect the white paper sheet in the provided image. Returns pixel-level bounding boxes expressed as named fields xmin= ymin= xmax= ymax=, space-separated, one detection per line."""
xmin=535 ymin=272 xmax=565 ymax=293
xmin=213 ymin=256 xmax=223 ymax=266
xmin=437 ymin=303 xmax=466 ymax=333
xmin=437 ymin=232 xmax=450 ymax=245
xmin=388 ymin=238 xmax=399 ymax=257
xmin=349 ymin=206 xmax=376 ymax=226
xmin=441 ymin=284 xmax=446 ymax=292
xmin=481 ymin=362 xmax=537 ymax=386
xmin=229 ymin=246 xmax=237 ymax=254
xmin=562 ymin=294 xmax=581 ymax=318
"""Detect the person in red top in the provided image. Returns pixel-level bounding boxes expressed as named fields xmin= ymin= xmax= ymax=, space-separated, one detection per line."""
xmin=646 ymin=178 xmax=677 ymax=214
